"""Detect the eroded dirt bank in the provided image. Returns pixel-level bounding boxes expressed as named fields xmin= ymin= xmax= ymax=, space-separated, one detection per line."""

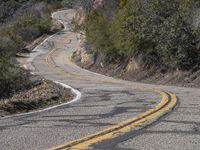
xmin=0 ymin=78 xmax=73 ymax=117
xmin=72 ymin=36 xmax=200 ymax=89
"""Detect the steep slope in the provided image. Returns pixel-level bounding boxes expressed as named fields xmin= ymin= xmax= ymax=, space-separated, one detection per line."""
xmin=0 ymin=0 xmax=63 ymax=107
xmin=72 ymin=0 xmax=200 ymax=88
xmin=1 ymin=9 xmax=200 ymax=150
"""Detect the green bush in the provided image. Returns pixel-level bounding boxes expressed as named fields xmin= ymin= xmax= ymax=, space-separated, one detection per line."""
xmin=61 ymin=0 xmax=74 ymax=8
xmin=85 ymin=0 xmax=200 ymax=70
xmin=36 ymin=16 xmax=51 ymax=33
xmin=0 ymin=0 xmax=63 ymax=99
xmin=0 ymin=14 xmax=52 ymax=53
xmin=85 ymin=10 xmax=117 ymax=60
xmin=0 ymin=50 xmax=30 ymax=98
xmin=119 ymin=0 xmax=127 ymax=7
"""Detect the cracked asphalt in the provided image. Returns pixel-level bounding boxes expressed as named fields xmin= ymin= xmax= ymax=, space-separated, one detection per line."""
xmin=1 ymin=9 xmax=200 ymax=150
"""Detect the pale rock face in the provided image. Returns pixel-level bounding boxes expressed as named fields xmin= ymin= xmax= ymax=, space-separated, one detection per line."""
xmin=126 ymin=59 xmax=140 ymax=72
xmin=50 ymin=18 xmax=63 ymax=32
xmin=74 ymin=7 xmax=86 ymax=26
xmin=72 ymin=34 xmax=95 ymax=67
xmin=73 ymin=46 xmax=95 ymax=66
xmin=80 ymin=49 xmax=95 ymax=66
xmin=71 ymin=0 xmax=118 ymax=66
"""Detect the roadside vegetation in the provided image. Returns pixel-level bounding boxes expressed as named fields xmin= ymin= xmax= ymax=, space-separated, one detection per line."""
xmin=84 ymin=0 xmax=200 ymax=71
xmin=0 ymin=0 xmax=67 ymax=99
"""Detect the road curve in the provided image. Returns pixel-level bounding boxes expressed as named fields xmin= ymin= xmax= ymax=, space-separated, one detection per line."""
xmin=0 ymin=9 xmax=200 ymax=150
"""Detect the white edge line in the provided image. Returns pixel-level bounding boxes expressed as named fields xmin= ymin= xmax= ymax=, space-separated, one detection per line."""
xmin=0 ymin=82 xmax=81 ymax=120
xmin=27 ymin=9 xmax=73 ymax=67
xmin=0 ymin=10 xmax=82 ymax=120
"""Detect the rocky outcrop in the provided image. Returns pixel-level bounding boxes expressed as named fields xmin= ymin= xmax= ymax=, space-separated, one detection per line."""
xmin=72 ymin=47 xmax=95 ymax=66
xmin=73 ymin=7 xmax=86 ymax=27
xmin=71 ymin=0 xmax=118 ymax=66
xmin=50 ymin=18 xmax=64 ymax=33
xmin=126 ymin=58 xmax=140 ymax=72
xmin=0 ymin=80 xmax=73 ymax=117
xmin=72 ymin=34 xmax=95 ymax=66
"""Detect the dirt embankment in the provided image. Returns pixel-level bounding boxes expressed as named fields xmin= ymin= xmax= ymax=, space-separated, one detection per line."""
xmin=72 ymin=35 xmax=200 ymax=89
xmin=0 ymin=78 xmax=73 ymax=117
xmin=71 ymin=0 xmax=200 ymax=89
xmin=0 ymin=12 xmax=70 ymax=118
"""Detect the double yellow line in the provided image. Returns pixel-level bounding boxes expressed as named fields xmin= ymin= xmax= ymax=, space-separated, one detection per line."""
xmin=45 ymin=35 xmax=177 ymax=150
xmin=49 ymin=91 xmax=177 ymax=150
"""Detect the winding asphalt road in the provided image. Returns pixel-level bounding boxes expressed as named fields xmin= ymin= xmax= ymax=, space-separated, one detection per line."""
xmin=1 ymin=9 xmax=200 ymax=150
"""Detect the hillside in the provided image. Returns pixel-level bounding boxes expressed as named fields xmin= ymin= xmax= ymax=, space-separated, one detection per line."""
xmin=72 ymin=0 xmax=200 ymax=88
xmin=0 ymin=0 xmax=74 ymax=115
xmin=0 ymin=0 xmax=65 ymax=99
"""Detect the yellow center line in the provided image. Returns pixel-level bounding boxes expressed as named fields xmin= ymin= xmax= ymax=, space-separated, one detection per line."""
xmin=49 ymin=92 xmax=177 ymax=150
xmin=45 ymin=32 xmax=177 ymax=150
xmin=45 ymin=37 xmax=127 ymax=86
